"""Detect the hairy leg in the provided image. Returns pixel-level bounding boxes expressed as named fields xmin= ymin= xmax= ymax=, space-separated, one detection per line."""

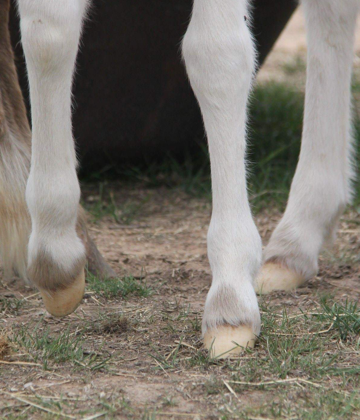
xmin=0 ymin=0 xmax=32 ymax=281
xmin=183 ymin=0 xmax=262 ymax=357
xmin=17 ymin=0 xmax=88 ymax=315
xmin=0 ymin=0 xmax=114 ymax=297
xmin=256 ymin=0 xmax=359 ymax=293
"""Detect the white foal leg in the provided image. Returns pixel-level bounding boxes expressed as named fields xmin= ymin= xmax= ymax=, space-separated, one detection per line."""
xmin=17 ymin=0 xmax=89 ymax=316
xmin=183 ymin=0 xmax=262 ymax=357
xmin=256 ymin=0 xmax=359 ymax=294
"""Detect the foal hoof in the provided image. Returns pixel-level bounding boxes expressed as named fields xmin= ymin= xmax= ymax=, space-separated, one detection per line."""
xmin=39 ymin=269 xmax=85 ymax=317
xmin=255 ymin=262 xmax=305 ymax=294
xmin=204 ymin=325 xmax=256 ymax=359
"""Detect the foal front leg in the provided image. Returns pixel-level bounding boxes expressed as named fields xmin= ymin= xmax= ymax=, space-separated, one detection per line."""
xmin=183 ymin=0 xmax=262 ymax=357
xmin=17 ymin=0 xmax=88 ymax=316
xmin=256 ymin=0 xmax=359 ymax=293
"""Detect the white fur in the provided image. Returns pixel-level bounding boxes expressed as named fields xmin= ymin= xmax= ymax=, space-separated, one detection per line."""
xmin=17 ymin=0 xmax=88 ymax=280
xmin=264 ymin=0 xmax=359 ymax=280
xmin=183 ymin=0 xmax=262 ymax=335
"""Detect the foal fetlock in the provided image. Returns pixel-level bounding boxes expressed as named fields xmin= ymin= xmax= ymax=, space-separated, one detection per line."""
xmin=33 ymin=207 xmax=117 ymax=317
xmin=202 ymin=281 xmax=261 ymax=358
xmin=28 ymin=242 xmax=86 ymax=317
xmin=255 ymin=260 xmax=308 ymax=295
xmin=28 ymin=205 xmax=116 ymax=316
xmin=255 ymin=217 xmax=331 ymax=294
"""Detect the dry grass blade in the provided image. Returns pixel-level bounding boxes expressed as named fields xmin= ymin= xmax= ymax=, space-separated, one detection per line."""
xmin=155 ymin=412 xmax=203 ymax=418
xmin=223 ymin=380 xmax=239 ymax=399
xmin=174 ymin=340 xmax=197 ymax=350
xmin=80 ymin=412 xmax=107 ymax=420
xmin=267 ymin=317 xmax=336 ymax=337
xmin=229 ymin=378 xmax=322 ymax=388
xmin=0 ymin=360 xmax=42 ymax=367
xmin=13 ymin=396 xmax=76 ymax=419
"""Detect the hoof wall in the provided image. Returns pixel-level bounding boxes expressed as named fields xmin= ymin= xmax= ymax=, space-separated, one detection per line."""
xmin=255 ymin=262 xmax=305 ymax=294
xmin=39 ymin=269 xmax=85 ymax=317
xmin=204 ymin=325 xmax=256 ymax=359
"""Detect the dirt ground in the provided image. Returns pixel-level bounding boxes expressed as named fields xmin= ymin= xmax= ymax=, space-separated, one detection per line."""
xmin=1 ymin=184 xmax=359 ymax=419
xmin=1 ymin=6 xmax=360 ymax=420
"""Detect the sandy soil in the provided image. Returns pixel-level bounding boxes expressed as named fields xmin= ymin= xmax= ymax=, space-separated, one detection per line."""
xmin=0 ymin=185 xmax=359 ymax=419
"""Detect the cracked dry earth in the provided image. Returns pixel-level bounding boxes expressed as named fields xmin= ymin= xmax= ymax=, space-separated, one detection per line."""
xmin=0 ymin=185 xmax=360 ymax=419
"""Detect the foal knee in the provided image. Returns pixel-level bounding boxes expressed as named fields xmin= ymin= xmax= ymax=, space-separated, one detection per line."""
xmin=18 ymin=0 xmax=87 ymax=76
xmin=182 ymin=4 xmax=255 ymax=111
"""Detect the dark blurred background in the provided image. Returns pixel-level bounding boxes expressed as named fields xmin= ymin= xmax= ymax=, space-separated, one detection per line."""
xmin=9 ymin=0 xmax=298 ymax=174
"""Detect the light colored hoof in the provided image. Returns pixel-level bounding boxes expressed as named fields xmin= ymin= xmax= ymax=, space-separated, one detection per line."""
xmin=39 ymin=269 xmax=85 ymax=317
xmin=255 ymin=262 xmax=306 ymax=294
xmin=203 ymin=325 xmax=256 ymax=359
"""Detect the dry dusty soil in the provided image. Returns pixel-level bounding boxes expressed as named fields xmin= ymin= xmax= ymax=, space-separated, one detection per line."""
xmin=0 ymin=184 xmax=359 ymax=419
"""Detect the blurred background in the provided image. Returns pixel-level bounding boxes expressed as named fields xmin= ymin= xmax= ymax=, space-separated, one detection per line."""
xmin=8 ymin=1 xmax=360 ymax=208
